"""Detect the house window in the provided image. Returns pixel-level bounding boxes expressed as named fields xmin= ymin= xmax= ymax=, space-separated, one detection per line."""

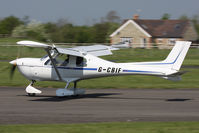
xmin=157 ymin=39 xmax=163 ymax=44
xmin=168 ymin=39 xmax=176 ymax=45
xmin=120 ymin=37 xmax=133 ymax=43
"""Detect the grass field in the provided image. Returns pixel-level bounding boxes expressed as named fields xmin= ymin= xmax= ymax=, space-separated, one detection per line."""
xmin=0 ymin=122 xmax=199 ymax=133
xmin=0 ymin=38 xmax=25 ymax=43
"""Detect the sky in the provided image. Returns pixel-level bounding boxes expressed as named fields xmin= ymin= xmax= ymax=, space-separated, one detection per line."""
xmin=0 ymin=0 xmax=199 ymax=25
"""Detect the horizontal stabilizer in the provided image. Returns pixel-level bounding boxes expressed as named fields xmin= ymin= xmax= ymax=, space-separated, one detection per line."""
xmin=160 ymin=71 xmax=188 ymax=81
xmin=161 ymin=76 xmax=181 ymax=81
xmin=169 ymin=71 xmax=189 ymax=76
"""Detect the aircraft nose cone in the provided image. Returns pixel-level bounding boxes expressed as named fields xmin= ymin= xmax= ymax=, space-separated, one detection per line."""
xmin=9 ymin=59 xmax=17 ymax=66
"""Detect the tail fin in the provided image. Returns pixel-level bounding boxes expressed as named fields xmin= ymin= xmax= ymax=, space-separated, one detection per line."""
xmin=163 ymin=41 xmax=191 ymax=71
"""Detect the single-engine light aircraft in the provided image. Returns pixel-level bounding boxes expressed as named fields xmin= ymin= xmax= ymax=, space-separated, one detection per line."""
xmin=10 ymin=41 xmax=191 ymax=97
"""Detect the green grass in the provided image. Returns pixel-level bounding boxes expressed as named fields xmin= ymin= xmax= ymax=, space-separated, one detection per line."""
xmin=0 ymin=37 xmax=25 ymax=43
xmin=0 ymin=37 xmax=40 ymax=44
xmin=104 ymin=48 xmax=199 ymax=66
xmin=0 ymin=46 xmax=45 ymax=60
xmin=0 ymin=122 xmax=199 ymax=133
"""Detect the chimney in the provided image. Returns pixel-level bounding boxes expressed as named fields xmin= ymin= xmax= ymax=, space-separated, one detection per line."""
xmin=133 ymin=14 xmax=139 ymax=20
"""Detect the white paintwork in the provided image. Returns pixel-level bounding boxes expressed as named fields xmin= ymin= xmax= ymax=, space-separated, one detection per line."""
xmin=57 ymin=45 xmax=114 ymax=57
xmin=10 ymin=41 xmax=191 ymax=96
xmin=17 ymin=41 xmax=50 ymax=48
xmin=9 ymin=59 xmax=17 ymax=65
xmin=26 ymin=84 xmax=42 ymax=94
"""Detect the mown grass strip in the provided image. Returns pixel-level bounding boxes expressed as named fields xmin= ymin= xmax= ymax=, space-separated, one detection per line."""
xmin=0 ymin=122 xmax=199 ymax=133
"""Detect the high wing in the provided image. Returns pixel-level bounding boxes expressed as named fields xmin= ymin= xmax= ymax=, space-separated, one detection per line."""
xmin=17 ymin=41 xmax=118 ymax=57
xmin=57 ymin=45 xmax=118 ymax=57
xmin=17 ymin=41 xmax=50 ymax=48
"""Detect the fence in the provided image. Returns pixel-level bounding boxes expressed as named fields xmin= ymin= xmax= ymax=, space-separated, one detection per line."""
xmin=0 ymin=42 xmax=198 ymax=49
xmin=128 ymin=43 xmax=199 ymax=49
xmin=0 ymin=34 xmax=10 ymax=38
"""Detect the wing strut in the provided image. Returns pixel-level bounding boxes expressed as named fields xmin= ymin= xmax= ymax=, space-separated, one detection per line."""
xmin=45 ymin=48 xmax=62 ymax=81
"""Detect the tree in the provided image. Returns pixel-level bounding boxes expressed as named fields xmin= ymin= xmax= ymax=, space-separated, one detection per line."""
xmin=92 ymin=23 xmax=110 ymax=43
xmin=22 ymin=16 xmax=30 ymax=25
xmin=192 ymin=15 xmax=199 ymax=36
xmin=44 ymin=22 xmax=57 ymax=34
xmin=74 ymin=26 xmax=93 ymax=43
xmin=56 ymin=18 xmax=71 ymax=27
xmin=106 ymin=22 xmax=120 ymax=42
xmin=105 ymin=10 xmax=121 ymax=23
xmin=0 ymin=16 xmax=23 ymax=35
xmin=12 ymin=20 xmax=48 ymax=41
xmin=161 ymin=13 xmax=171 ymax=20
xmin=179 ymin=15 xmax=189 ymax=20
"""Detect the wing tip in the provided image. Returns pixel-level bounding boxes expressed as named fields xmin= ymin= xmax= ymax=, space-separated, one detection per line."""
xmin=16 ymin=40 xmax=50 ymax=48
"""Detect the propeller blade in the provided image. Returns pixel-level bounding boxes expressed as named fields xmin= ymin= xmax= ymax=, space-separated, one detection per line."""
xmin=9 ymin=59 xmax=17 ymax=80
xmin=10 ymin=65 xmax=16 ymax=79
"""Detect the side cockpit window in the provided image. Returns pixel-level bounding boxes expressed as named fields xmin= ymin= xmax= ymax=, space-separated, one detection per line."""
xmin=44 ymin=55 xmax=69 ymax=66
xmin=76 ymin=57 xmax=87 ymax=67
xmin=44 ymin=55 xmax=87 ymax=67
xmin=60 ymin=56 xmax=69 ymax=66
xmin=76 ymin=57 xmax=83 ymax=67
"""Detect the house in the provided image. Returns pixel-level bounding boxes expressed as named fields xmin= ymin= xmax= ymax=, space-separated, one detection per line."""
xmin=110 ymin=15 xmax=198 ymax=48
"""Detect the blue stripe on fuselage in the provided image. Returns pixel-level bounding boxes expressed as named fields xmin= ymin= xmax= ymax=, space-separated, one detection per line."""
xmin=122 ymin=69 xmax=160 ymax=74
xmin=57 ymin=66 xmax=97 ymax=71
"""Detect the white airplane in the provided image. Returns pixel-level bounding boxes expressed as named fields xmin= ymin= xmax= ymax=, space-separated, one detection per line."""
xmin=10 ymin=41 xmax=191 ymax=97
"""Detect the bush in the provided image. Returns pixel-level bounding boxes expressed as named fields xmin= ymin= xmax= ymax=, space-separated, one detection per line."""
xmin=12 ymin=20 xmax=48 ymax=41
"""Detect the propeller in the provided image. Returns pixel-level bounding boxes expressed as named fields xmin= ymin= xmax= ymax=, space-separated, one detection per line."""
xmin=9 ymin=59 xmax=17 ymax=79
xmin=10 ymin=42 xmax=22 ymax=80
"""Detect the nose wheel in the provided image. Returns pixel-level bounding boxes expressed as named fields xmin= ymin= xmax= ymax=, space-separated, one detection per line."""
xmin=28 ymin=93 xmax=36 ymax=96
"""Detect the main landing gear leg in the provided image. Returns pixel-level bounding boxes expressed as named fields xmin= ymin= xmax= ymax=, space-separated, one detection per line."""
xmin=56 ymin=81 xmax=85 ymax=97
xmin=26 ymin=80 xmax=42 ymax=96
xmin=72 ymin=81 xmax=85 ymax=96
xmin=73 ymin=81 xmax=77 ymax=95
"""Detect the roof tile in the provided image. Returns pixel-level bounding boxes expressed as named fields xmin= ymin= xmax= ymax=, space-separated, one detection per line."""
xmin=133 ymin=19 xmax=189 ymax=38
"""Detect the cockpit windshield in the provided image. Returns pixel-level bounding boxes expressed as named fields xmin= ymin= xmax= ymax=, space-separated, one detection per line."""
xmin=40 ymin=55 xmax=48 ymax=61
xmin=41 ymin=50 xmax=58 ymax=61
xmin=44 ymin=54 xmax=68 ymax=66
